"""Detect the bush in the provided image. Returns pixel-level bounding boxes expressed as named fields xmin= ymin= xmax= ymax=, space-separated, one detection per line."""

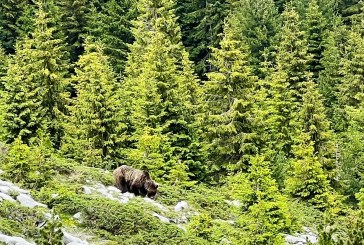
xmin=0 ymin=201 xmax=45 ymax=237
xmin=2 ymin=138 xmax=54 ymax=189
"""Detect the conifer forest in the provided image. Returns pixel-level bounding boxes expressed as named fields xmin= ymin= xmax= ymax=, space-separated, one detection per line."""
xmin=1 ymin=0 xmax=364 ymax=244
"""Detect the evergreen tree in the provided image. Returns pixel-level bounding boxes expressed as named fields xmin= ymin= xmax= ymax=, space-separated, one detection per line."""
xmin=229 ymin=0 xmax=280 ymax=77
xmin=176 ymin=0 xmax=228 ymax=79
xmin=0 ymin=46 xmax=8 ymax=80
xmin=275 ymin=7 xmax=311 ymax=101
xmin=299 ymin=80 xmax=336 ymax=181
xmin=0 ymin=0 xmax=35 ymax=53
xmin=286 ymin=132 xmax=330 ymax=207
xmin=339 ymin=117 xmax=364 ymax=197
xmin=236 ymin=155 xmax=293 ymax=244
xmin=0 ymin=0 xmax=30 ymax=53
xmin=336 ymin=28 xmax=364 ymax=130
xmin=63 ymin=41 xmax=125 ymax=168
xmin=253 ymin=7 xmax=311 ymax=185
xmin=338 ymin=29 xmax=364 ymax=109
xmin=203 ymin=19 xmax=258 ymax=177
xmin=3 ymin=3 xmax=69 ymax=145
xmin=304 ymin=0 xmax=327 ymax=82
xmin=258 ymin=7 xmax=310 ymax=158
xmin=256 ymin=70 xmax=295 ymax=185
xmin=318 ymin=24 xmax=345 ymax=128
xmin=338 ymin=0 xmax=362 ymax=25
xmin=123 ymin=0 xmax=203 ymax=182
xmin=87 ymin=0 xmax=137 ymax=75
xmin=55 ymin=0 xmax=90 ymax=62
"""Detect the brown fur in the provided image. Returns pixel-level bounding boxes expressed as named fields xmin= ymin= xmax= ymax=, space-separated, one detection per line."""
xmin=113 ymin=165 xmax=158 ymax=199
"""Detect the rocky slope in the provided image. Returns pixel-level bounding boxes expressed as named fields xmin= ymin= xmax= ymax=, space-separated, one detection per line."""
xmin=0 ymin=169 xmax=318 ymax=245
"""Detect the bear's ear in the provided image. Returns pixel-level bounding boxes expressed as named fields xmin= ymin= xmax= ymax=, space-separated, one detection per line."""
xmin=155 ymin=183 xmax=159 ymax=188
xmin=143 ymin=170 xmax=150 ymax=177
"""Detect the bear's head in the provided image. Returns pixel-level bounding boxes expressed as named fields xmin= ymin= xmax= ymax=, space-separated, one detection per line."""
xmin=144 ymin=177 xmax=159 ymax=199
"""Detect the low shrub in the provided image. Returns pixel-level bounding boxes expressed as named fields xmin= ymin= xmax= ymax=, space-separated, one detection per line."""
xmin=0 ymin=201 xmax=45 ymax=237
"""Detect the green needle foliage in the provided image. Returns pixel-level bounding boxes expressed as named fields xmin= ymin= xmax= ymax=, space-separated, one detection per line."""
xmin=176 ymin=0 xmax=228 ymax=79
xmin=3 ymin=2 xmax=69 ymax=146
xmin=87 ymin=0 xmax=137 ymax=75
xmin=229 ymin=0 xmax=280 ymax=77
xmin=0 ymin=0 xmax=35 ymax=53
xmin=63 ymin=40 xmax=125 ymax=168
xmin=123 ymin=0 xmax=203 ymax=183
xmin=203 ymin=19 xmax=258 ymax=177
xmin=54 ymin=0 xmax=90 ymax=62
xmin=304 ymin=0 xmax=327 ymax=82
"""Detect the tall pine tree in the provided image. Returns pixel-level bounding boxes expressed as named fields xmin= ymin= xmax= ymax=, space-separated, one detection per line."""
xmin=176 ymin=0 xmax=228 ymax=79
xmin=3 ymin=3 xmax=69 ymax=146
xmin=228 ymin=0 xmax=280 ymax=77
xmin=87 ymin=0 xmax=137 ymax=75
xmin=203 ymin=19 xmax=258 ymax=177
xmin=304 ymin=0 xmax=327 ymax=82
xmin=275 ymin=7 xmax=311 ymax=101
xmin=0 ymin=0 xmax=35 ymax=53
xmin=123 ymin=0 xmax=203 ymax=182
xmin=63 ymin=41 xmax=125 ymax=168
xmin=55 ymin=0 xmax=90 ymax=62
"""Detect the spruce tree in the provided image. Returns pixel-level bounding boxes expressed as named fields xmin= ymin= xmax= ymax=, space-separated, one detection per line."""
xmin=259 ymin=7 xmax=310 ymax=157
xmin=318 ymin=24 xmax=345 ymax=128
xmin=123 ymin=0 xmax=203 ymax=182
xmin=276 ymin=7 xmax=311 ymax=101
xmin=203 ymin=20 xmax=258 ymax=176
xmin=304 ymin=0 xmax=327 ymax=82
xmin=55 ymin=0 xmax=90 ymax=62
xmin=236 ymin=155 xmax=293 ymax=244
xmin=338 ymin=29 xmax=364 ymax=110
xmin=176 ymin=0 xmax=228 ymax=79
xmin=299 ymin=80 xmax=336 ymax=181
xmin=285 ymin=132 xmax=331 ymax=207
xmin=87 ymin=0 xmax=137 ymax=75
xmin=0 ymin=46 xmax=8 ymax=80
xmin=0 ymin=0 xmax=35 ymax=53
xmin=63 ymin=41 xmax=124 ymax=168
xmin=229 ymin=0 xmax=280 ymax=77
xmin=339 ymin=0 xmax=362 ymax=25
xmin=3 ymin=3 xmax=69 ymax=145
xmin=256 ymin=69 xmax=295 ymax=185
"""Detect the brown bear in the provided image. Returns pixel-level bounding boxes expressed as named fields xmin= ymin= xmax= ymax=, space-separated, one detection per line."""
xmin=113 ymin=165 xmax=158 ymax=199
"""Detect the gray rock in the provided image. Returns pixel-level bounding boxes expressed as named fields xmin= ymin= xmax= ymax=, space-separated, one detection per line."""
xmin=0 ymin=169 xmax=3 ymax=174
xmin=0 ymin=186 xmax=11 ymax=194
xmin=73 ymin=212 xmax=82 ymax=220
xmin=300 ymin=234 xmax=318 ymax=244
xmin=152 ymin=212 xmax=170 ymax=223
xmin=119 ymin=197 xmax=129 ymax=204
xmin=121 ymin=192 xmax=135 ymax=199
xmin=0 ymin=180 xmax=14 ymax=187
xmin=144 ymin=197 xmax=168 ymax=211
xmin=285 ymin=234 xmax=306 ymax=244
xmin=51 ymin=193 xmax=59 ymax=198
xmin=44 ymin=212 xmax=52 ymax=220
xmin=0 ymin=193 xmax=16 ymax=202
xmin=174 ymin=201 xmax=188 ymax=212
xmin=82 ymin=186 xmax=92 ymax=195
xmin=96 ymin=188 xmax=117 ymax=200
xmin=107 ymin=186 xmax=120 ymax=193
xmin=16 ymin=194 xmax=47 ymax=208
xmin=0 ymin=233 xmax=34 ymax=245
xmin=225 ymin=200 xmax=242 ymax=208
xmin=177 ymin=224 xmax=187 ymax=232
xmin=62 ymin=231 xmax=89 ymax=245
xmin=10 ymin=186 xmax=29 ymax=194
xmin=94 ymin=183 xmax=106 ymax=189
